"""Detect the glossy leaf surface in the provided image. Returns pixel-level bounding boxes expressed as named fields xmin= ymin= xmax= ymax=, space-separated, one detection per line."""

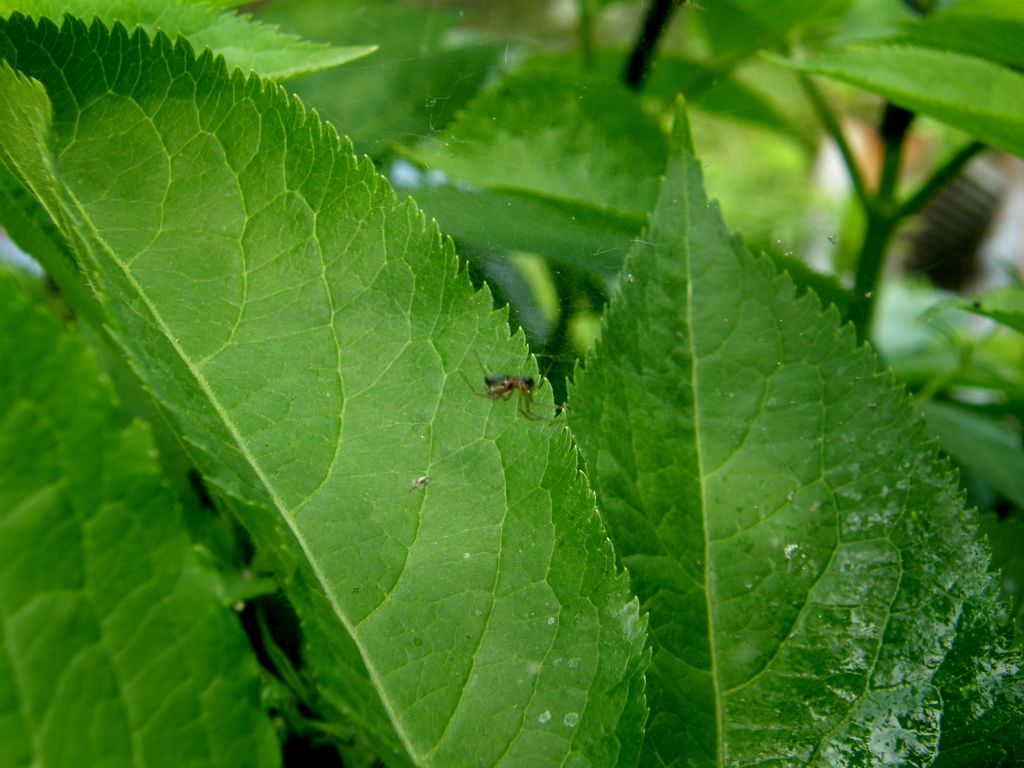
xmin=568 ymin=117 xmax=1022 ymax=766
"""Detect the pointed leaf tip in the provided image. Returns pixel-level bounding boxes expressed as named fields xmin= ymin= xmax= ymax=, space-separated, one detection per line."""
xmin=569 ymin=130 xmax=1021 ymax=766
xmin=670 ymin=95 xmax=694 ymax=157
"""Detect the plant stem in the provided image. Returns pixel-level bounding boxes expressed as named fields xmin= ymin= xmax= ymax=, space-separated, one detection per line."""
xmin=804 ymin=77 xmax=982 ymax=342
xmin=623 ymin=0 xmax=681 ymax=89
xmin=896 ymin=140 xmax=985 ymax=221
xmin=848 ymin=104 xmax=914 ymax=341
xmin=878 ymin=105 xmax=914 ymax=199
xmin=578 ymin=0 xmax=596 ymax=70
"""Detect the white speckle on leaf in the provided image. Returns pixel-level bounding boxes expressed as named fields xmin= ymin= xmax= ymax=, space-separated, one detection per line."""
xmin=525 ymin=660 xmax=542 ymax=677
xmin=547 ymin=616 xmax=555 ymax=626
xmin=538 ymin=710 xmax=551 ymax=724
xmin=825 ymin=684 xmax=857 ymax=703
xmin=868 ymin=713 xmax=929 ymax=765
xmin=784 ymin=543 xmax=799 ymax=560
xmin=563 ymin=712 xmax=579 ymax=727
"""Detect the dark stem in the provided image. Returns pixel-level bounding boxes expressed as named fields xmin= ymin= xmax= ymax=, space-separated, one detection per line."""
xmin=623 ymin=0 xmax=681 ymax=89
xmin=847 ymin=215 xmax=896 ymax=337
xmin=578 ymin=0 xmax=596 ymax=69
xmin=849 ymin=104 xmax=914 ymax=340
xmin=878 ymin=104 xmax=915 ymax=193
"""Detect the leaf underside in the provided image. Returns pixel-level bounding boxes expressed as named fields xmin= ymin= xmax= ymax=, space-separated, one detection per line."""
xmin=0 ymin=14 xmax=646 ymax=768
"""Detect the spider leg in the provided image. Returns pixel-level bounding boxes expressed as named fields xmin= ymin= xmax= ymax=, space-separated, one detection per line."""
xmin=460 ymin=369 xmax=491 ymax=400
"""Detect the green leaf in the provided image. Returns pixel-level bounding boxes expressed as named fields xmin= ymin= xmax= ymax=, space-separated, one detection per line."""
xmin=768 ymin=250 xmax=855 ymax=317
xmin=257 ymin=0 xmax=498 ymax=157
xmin=824 ymin=0 xmax=910 ymax=47
xmin=531 ymin=51 xmax=800 ymax=138
xmin=873 ymin=282 xmax=1024 ymax=400
xmin=0 ymin=273 xmax=279 ymax=768
xmin=892 ymin=10 xmax=1024 ymax=70
xmin=979 ymin=512 xmax=1024 ymax=643
xmin=1 ymin=0 xmax=375 ymax=80
xmin=723 ymin=0 xmax=853 ymax=37
xmin=930 ymin=577 xmax=1024 ymax=766
xmin=404 ymin=64 xmax=668 ymax=217
xmin=0 ymin=15 xmax=647 ymax=766
xmin=696 ymin=0 xmax=852 ymax=60
xmin=400 ymin=63 xmax=666 ymax=285
xmin=922 ymin=399 xmax=1024 ymax=510
xmin=403 ymin=184 xmax=643 ymax=281
xmin=567 ymin=110 xmax=1021 ymax=765
xmin=960 ymin=286 xmax=1024 ymax=336
xmin=773 ymin=45 xmax=1024 ymax=158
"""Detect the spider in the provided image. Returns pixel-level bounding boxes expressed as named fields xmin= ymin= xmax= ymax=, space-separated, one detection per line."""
xmin=462 ymin=354 xmax=563 ymax=421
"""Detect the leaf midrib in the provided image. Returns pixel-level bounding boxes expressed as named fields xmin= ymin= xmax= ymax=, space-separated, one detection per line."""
xmin=59 ymin=169 xmax=424 ymax=764
xmin=680 ymin=160 xmax=725 ymax=766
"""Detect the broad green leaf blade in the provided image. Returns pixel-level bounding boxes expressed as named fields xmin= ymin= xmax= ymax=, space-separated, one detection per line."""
xmin=400 ymin=63 xmax=665 ymax=284
xmin=529 ymin=52 xmax=800 ymax=138
xmin=0 ymin=274 xmax=279 ymax=768
xmin=404 ymin=64 xmax=668 ymax=217
xmin=979 ymin=512 xmax=1024 ymax=643
xmin=892 ymin=10 xmax=1024 ymax=70
xmin=717 ymin=0 xmax=852 ymax=38
xmin=1 ymin=0 xmax=375 ymax=80
xmin=930 ymin=578 xmax=1024 ymax=766
xmin=695 ymin=0 xmax=852 ymax=60
xmin=403 ymin=184 xmax=643 ymax=281
xmin=258 ymin=0 xmax=498 ymax=158
xmin=568 ymin=115 xmax=1021 ymax=765
xmin=769 ymin=250 xmax=854 ymax=317
xmin=773 ymin=45 xmax=1024 ymax=158
xmin=0 ymin=15 xmax=647 ymax=767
